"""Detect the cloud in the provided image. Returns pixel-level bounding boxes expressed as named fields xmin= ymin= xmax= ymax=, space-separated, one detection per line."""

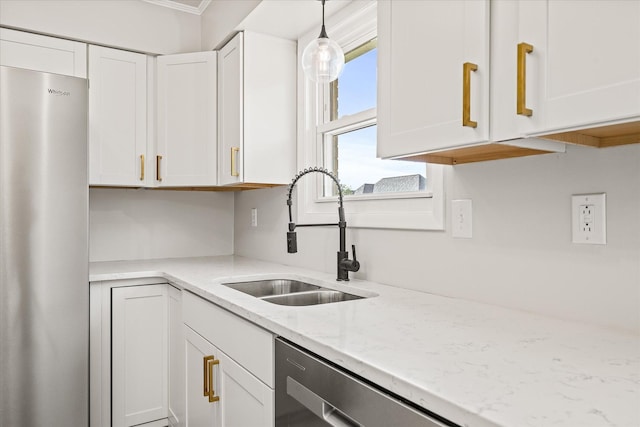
xmin=333 ymin=130 xmax=425 ymax=189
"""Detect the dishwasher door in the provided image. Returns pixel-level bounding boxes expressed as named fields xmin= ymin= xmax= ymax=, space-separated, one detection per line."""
xmin=275 ymin=338 xmax=455 ymax=427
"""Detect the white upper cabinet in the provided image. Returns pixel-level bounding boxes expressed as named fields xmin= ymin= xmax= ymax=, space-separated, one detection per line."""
xmin=377 ymin=0 xmax=490 ymax=159
xmin=378 ymin=0 xmax=639 ymax=165
xmin=491 ymin=0 xmax=640 ymax=141
xmin=0 ymin=28 xmax=86 ymax=77
xmin=88 ymin=46 xmax=147 ymax=186
xmin=156 ymin=51 xmax=218 ymax=187
xmin=217 ymin=31 xmax=296 ymax=186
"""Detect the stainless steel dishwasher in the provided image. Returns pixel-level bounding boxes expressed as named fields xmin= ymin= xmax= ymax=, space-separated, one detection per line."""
xmin=275 ymin=338 xmax=458 ymax=427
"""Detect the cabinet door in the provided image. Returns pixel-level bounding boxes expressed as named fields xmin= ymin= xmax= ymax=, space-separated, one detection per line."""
xmin=168 ymin=286 xmax=184 ymax=427
xmin=217 ymin=33 xmax=243 ymax=186
xmin=112 ymin=285 xmax=168 ymax=427
xmin=88 ymin=45 xmax=147 ymax=186
xmin=184 ymin=325 xmax=217 ymax=427
xmin=242 ymin=32 xmax=296 ymax=185
xmin=540 ymin=0 xmax=640 ymax=132
xmin=217 ymin=350 xmax=274 ymax=427
xmin=377 ymin=0 xmax=489 ymax=158
xmin=0 ymin=28 xmax=86 ymax=77
xmin=156 ymin=52 xmax=217 ymax=186
xmin=217 ymin=32 xmax=296 ymax=186
xmin=492 ymin=0 xmax=640 ymax=139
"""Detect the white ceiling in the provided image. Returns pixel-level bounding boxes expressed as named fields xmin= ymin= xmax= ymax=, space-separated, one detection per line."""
xmin=141 ymin=0 xmax=354 ymax=40
xmin=238 ymin=0 xmax=352 ymax=40
xmin=142 ymin=0 xmax=212 ymax=15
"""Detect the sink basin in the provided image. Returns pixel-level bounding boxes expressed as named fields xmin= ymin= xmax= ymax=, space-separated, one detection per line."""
xmin=222 ymin=279 xmax=366 ymax=306
xmin=223 ymin=279 xmax=320 ymax=298
xmin=262 ymin=290 xmax=363 ymax=306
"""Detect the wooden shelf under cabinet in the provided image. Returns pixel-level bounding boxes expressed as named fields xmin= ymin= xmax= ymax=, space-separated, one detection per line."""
xmin=540 ymin=121 xmax=640 ymax=149
xmin=88 ymin=183 xmax=285 ymax=192
xmin=400 ymin=120 xmax=640 ymax=166
xmin=402 ymin=144 xmax=553 ymax=166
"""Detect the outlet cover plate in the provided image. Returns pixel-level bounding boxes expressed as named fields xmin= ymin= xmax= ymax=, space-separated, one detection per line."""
xmin=251 ymin=208 xmax=258 ymax=227
xmin=451 ymin=199 xmax=472 ymax=238
xmin=571 ymin=193 xmax=606 ymax=244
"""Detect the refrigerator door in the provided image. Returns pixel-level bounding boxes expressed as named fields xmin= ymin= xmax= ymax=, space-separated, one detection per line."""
xmin=0 ymin=66 xmax=88 ymax=426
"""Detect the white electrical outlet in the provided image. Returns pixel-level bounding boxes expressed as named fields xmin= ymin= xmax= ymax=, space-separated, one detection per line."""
xmin=251 ymin=208 xmax=258 ymax=227
xmin=572 ymin=193 xmax=606 ymax=244
xmin=451 ymin=199 xmax=472 ymax=238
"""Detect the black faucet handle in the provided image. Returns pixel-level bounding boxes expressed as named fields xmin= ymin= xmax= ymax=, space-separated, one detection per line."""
xmin=287 ymin=231 xmax=298 ymax=253
xmin=350 ymin=245 xmax=360 ymax=272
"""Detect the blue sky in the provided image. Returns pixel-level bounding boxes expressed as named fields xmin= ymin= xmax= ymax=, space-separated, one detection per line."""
xmin=331 ymin=48 xmax=425 ymax=191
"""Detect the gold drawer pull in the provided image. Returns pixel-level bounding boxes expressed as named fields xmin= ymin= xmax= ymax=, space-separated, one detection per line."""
xmin=203 ymin=355 xmax=214 ymax=397
xmin=203 ymin=355 xmax=220 ymax=403
xmin=462 ymin=62 xmax=478 ymax=128
xmin=231 ymin=147 xmax=239 ymax=177
xmin=517 ymin=42 xmax=534 ymax=116
xmin=156 ymin=155 xmax=163 ymax=182
xmin=139 ymin=154 xmax=145 ymax=181
xmin=208 ymin=357 xmax=220 ymax=403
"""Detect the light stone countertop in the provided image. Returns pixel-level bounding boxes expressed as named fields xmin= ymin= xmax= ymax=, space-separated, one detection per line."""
xmin=90 ymin=255 xmax=640 ymax=427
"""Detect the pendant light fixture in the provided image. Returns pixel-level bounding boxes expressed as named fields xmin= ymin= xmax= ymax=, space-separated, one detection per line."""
xmin=301 ymin=0 xmax=345 ymax=83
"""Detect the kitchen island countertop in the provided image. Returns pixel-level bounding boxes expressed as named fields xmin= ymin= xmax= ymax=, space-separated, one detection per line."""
xmin=90 ymin=255 xmax=639 ymax=427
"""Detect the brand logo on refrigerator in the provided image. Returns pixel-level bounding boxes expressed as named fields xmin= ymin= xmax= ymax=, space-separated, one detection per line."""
xmin=47 ymin=88 xmax=71 ymax=97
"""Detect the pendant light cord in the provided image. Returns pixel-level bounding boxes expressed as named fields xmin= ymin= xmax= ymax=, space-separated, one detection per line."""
xmin=319 ymin=0 xmax=328 ymax=39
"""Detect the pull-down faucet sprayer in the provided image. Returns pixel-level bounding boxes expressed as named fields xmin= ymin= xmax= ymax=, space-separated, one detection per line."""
xmin=286 ymin=167 xmax=360 ymax=281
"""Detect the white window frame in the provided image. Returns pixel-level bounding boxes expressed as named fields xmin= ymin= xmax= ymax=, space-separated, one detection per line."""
xmin=295 ymin=0 xmax=444 ymax=230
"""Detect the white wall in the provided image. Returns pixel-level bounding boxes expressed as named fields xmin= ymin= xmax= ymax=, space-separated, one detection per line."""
xmin=200 ymin=0 xmax=260 ymax=50
xmin=234 ymin=144 xmax=640 ymax=333
xmin=0 ymin=0 xmax=201 ymax=54
xmin=90 ymin=189 xmax=234 ymax=262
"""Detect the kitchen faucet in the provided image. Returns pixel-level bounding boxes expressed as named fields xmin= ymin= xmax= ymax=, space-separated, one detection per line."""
xmin=286 ymin=167 xmax=360 ymax=281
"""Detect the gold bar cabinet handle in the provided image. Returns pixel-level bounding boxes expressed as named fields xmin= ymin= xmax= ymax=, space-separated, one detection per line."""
xmin=139 ymin=154 xmax=145 ymax=181
xmin=208 ymin=357 xmax=220 ymax=403
xmin=203 ymin=355 xmax=214 ymax=397
xmin=156 ymin=155 xmax=163 ymax=182
xmin=517 ymin=42 xmax=534 ymax=117
xmin=462 ymin=62 xmax=478 ymax=128
xmin=230 ymin=147 xmax=239 ymax=177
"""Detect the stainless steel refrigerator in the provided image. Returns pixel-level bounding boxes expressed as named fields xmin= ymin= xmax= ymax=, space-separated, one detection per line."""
xmin=0 ymin=66 xmax=88 ymax=426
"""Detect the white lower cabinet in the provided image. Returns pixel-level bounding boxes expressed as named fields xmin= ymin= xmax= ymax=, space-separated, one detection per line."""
xmin=112 ymin=284 xmax=169 ymax=427
xmin=183 ymin=325 xmax=274 ymax=427
xmin=168 ymin=286 xmax=185 ymax=427
xmin=184 ymin=326 xmax=217 ymax=426
xmin=90 ymin=279 xmax=174 ymax=427
xmin=216 ymin=349 xmax=274 ymax=426
xmin=91 ymin=284 xmax=273 ymax=427
xmin=182 ymin=291 xmax=275 ymax=427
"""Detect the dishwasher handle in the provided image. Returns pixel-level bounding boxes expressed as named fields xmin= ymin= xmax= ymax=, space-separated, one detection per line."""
xmin=287 ymin=376 xmax=361 ymax=427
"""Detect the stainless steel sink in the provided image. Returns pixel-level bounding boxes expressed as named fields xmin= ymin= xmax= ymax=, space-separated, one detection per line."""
xmin=223 ymin=279 xmax=320 ymax=298
xmin=222 ymin=279 xmax=365 ymax=306
xmin=262 ymin=290 xmax=362 ymax=306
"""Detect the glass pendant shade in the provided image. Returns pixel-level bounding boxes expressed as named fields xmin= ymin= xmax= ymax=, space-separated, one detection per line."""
xmin=302 ymin=36 xmax=344 ymax=83
xmin=302 ymin=0 xmax=344 ymax=83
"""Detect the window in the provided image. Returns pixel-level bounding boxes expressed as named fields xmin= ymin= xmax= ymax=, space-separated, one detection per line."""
xmin=296 ymin=1 xmax=444 ymax=230
xmin=321 ymin=39 xmax=427 ymax=198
